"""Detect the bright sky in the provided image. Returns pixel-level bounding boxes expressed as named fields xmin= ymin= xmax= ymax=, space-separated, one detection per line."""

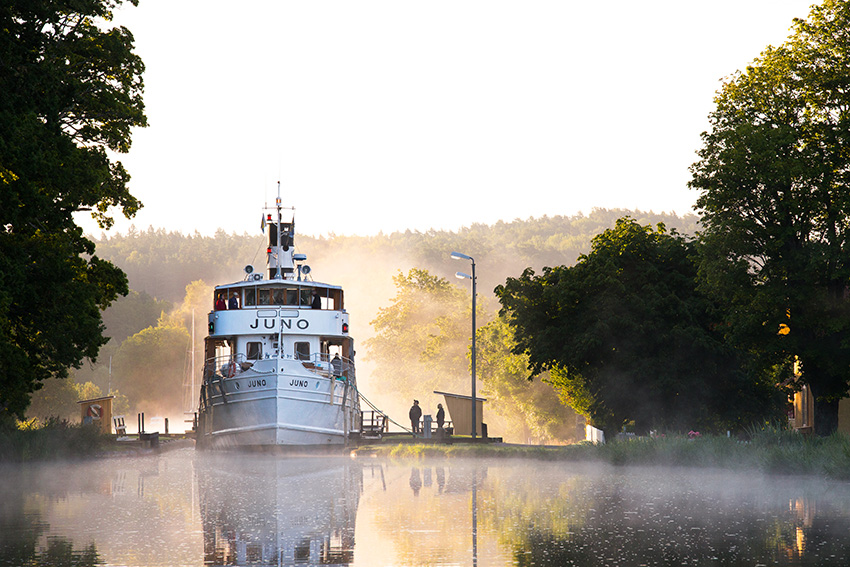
xmin=82 ymin=0 xmax=817 ymax=238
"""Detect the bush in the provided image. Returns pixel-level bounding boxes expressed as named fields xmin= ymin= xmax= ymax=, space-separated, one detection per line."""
xmin=0 ymin=417 xmax=109 ymax=462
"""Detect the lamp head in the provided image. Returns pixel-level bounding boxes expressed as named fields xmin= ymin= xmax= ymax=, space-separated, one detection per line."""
xmin=451 ymin=251 xmax=472 ymax=261
xmin=456 ymin=271 xmax=471 ymax=280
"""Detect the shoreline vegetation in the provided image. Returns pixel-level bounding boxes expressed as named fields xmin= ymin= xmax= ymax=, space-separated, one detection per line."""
xmin=0 ymin=419 xmax=108 ymax=462
xmin=355 ymin=425 xmax=850 ymax=480
xmin=4 ymin=421 xmax=850 ymax=481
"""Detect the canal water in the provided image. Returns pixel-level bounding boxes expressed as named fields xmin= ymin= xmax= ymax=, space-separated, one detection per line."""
xmin=2 ymin=447 xmax=850 ymax=566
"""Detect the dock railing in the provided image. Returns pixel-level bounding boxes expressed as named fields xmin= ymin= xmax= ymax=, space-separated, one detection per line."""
xmin=360 ymin=411 xmax=389 ymax=439
xmin=417 ymin=419 xmax=453 ymax=437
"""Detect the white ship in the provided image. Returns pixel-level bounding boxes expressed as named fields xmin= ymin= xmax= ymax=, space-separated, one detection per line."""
xmin=196 ymin=192 xmax=362 ymax=449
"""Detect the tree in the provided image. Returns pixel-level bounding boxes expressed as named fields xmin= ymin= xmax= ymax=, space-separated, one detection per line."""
xmin=477 ymin=315 xmax=578 ymax=443
xmin=157 ymin=280 xmax=212 ymax=413
xmin=101 ymin=290 xmax=171 ymax=345
xmin=365 ymin=269 xmax=472 ymax=405
xmin=75 ymin=381 xmax=103 ymax=402
xmin=0 ymin=0 xmax=145 ymax=419
xmin=689 ymin=0 xmax=850 ymax=435
xmin=24 ymin=376 xmax=80 ymax=422
xmin=158 ymin=280 xmax=212 ymax=357
xmin=25 ymin=374 xmax=128 ymax=422
xmin=367 ymin=267 xmax=580 ymax=442
xmin=111 ymin=324 xmax=189 ymax=418
xmin=496 ymin=218 xmax=783 ymax=440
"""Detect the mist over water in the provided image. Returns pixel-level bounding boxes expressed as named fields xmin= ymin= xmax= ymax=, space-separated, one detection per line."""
xmin=3 ymin=448 xmax=850 ymax=566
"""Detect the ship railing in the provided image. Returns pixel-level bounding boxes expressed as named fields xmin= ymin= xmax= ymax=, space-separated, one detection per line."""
xmin=203 ymin=353 xmax=250 ymax=383
xmin=298 ymin=352 xmax=355 ymax=382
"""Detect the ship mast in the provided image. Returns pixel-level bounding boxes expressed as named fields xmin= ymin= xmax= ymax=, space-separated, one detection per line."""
xmin=191 ymin=308 xmax=195 ymax=410
xmin=276 ymin=181 xmax=283 ymax=361
xmin=275 ymin=181 xmax=282 ymax=280
xmin=266 ymin=181 xmax=296 ymax=281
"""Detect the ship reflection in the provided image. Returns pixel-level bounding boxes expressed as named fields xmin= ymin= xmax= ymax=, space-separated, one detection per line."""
xmin=196 ymin=454 xmax=363 ymax=567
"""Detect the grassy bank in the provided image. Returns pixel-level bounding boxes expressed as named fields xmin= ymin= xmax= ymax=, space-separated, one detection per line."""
xmin=0 ymin=418 xmax=109 ymax=462
xmin=355 ymin=427 xmax=850 ymax=480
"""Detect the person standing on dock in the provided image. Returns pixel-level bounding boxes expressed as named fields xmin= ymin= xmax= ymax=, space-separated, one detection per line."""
xmin=409 ymin=400 xmax=422 ymax=434
xmin=436 ymin=403 xmax=445 ymax=430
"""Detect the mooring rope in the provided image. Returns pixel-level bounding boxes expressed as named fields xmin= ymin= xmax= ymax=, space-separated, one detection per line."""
xmin=355 ymin=387 xmax=413 ymax=433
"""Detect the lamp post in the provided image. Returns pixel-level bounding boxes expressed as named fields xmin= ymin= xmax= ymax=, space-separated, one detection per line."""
xmin=451 ymin=251 xmax=477 ymax=439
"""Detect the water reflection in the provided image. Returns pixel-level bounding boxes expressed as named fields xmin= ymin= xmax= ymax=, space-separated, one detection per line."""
xmin=409 ymin=467 xmax=422 ymax=496
xmin=360 ymin=461 xmax=850 ymax=566
xmin=360 ymin=463 xmax=501 ymax=566
xmin=0 ymin=463 xmax=116 ymax=567
xmin=2 ymin=452 xmax=850 ymax=566
xmin=0 ymin=466 xmax=100 ymax=567
xmin=0 ymin=449 xmax=201 ymax=566
xmin=197 ymin=453 xmax=362 ymax=566
xmin=481 ymin=465 xmax=850 ymax=567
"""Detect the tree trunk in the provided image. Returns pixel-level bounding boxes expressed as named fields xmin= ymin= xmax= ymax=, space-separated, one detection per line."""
xmin=813 ymin=395 xmax=840 ymax=437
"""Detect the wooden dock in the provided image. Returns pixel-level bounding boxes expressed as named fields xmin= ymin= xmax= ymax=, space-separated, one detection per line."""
xmin=351 ymin=431 xmax=502 ymax=446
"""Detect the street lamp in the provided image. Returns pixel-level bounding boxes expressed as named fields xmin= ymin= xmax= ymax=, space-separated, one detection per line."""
xmin=451 ymin=251 xmax=477 ymax=439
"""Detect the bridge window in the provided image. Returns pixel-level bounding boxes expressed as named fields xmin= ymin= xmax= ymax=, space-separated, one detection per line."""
xmin=299 ymin=288 xmax=312 ymax=306
xmin=258 ymin=288 xmax=272 ymax=305
xmin=244 ymin=288 xmax=256 ymax=306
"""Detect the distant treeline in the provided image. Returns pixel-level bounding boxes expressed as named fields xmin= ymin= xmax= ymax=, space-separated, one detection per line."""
xmin=91 ymin=208 xmax=700 ymax=303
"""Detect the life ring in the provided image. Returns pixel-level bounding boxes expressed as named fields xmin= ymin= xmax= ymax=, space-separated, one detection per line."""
xmin=86 ymin=404 xmax=102 ymax=419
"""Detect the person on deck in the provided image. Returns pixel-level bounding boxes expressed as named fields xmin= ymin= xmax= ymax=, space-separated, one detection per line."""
xmin=214 ymin=294 xmax=226 ymax=311
xmin=409 ymin=400 xmax=422 ymax=435
xmin=436 ymin=403 xmax=445 ymax=430
xmin=311 ymin=289 xmax=322 ymax=309
xmin=228 ymin=292 xmax=239 ymax=310
xmin=330 ymin=354 xmax=343 ymax=379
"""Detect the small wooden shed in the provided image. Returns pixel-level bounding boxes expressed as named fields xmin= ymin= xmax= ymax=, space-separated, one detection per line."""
xmin=434 ymin=390 xmax=486 ymax=437
xmin=77 ymin=396 xmax=115 ymax=435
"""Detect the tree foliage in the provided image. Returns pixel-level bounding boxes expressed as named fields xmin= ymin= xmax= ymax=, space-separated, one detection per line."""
xmin=689 ymin=0 xmax=850 ymax=435
xmin=111 ymin=324 xmax=189 ymax=418
xmin=101 ymin=289 xmax=171 ymax=346
xmin=24 ymin=376 xmax=80 ymax=422
xmin=26 ymin=374 xmax=129 ymax=422
xmin=365 ymin=267 xmax=578 ymax=442
xmin=0 ymin=0 xmax=146 ymax=419
xmin=477 ymin=315 xmax=578 ymax=443
xmin=64 ymin=282 xmax=203 ymax=420
xmin=365 ymin=269 xmax=472 ymax=404
xmin=496 ymin=218 xmax=783 ymax=439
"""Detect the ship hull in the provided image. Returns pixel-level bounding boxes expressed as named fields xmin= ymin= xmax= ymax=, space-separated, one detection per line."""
xmin=197 ymin=359 xmax=359 ymax=449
